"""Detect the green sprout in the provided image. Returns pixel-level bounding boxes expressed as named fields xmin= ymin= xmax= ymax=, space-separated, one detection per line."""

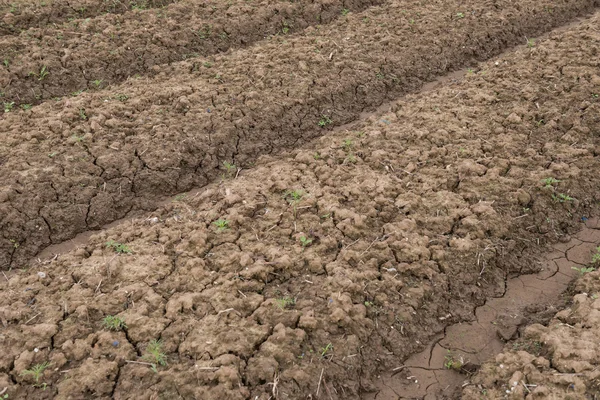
xmin=222 ymin=161 xmax=236 ymax=177
xmin=542 ymin=177 xmax=560 ymax=188
xmin=213 ymin=218 xmax=229 ymax=231
xmin=102 ymin=315 xmax=126 ymax=331
xmin=4 ymin=102 xmax=15 ymax=113
xmin=456 ymin=12 xmax=465 ymax=18
xmin=274 ymin=296 xmax=296 ymax=310
xmin=342 ymin=139 xmax=353 ymax=152
xmin=21 ymin=362 xmax=51 ymax=383
xmin=572 ymin=266 xmax=596 ymax=275
xmin=318 ymin=115 xmax=332 ymax=127
xmin=143 ymin=339 xmax=167 ymax=369
xmin=299 ymin=236 xmax=313 ymax=249
xmin=38 ymin=65 xmax=49 ymax=80
xmin=106 ymin=240 xmax=132 ymax=254
xmin=341 ymin=8 xmax=349 ymax=15
xmin=592 ymin=247 xmax=600 ymax=265
xmin=444 ymin=351 xmax=463 ymax=370
xmin=321 ymin=343 xmax=333 ymax=357
xmin=552 ymin=193 xmax=574 ymax=203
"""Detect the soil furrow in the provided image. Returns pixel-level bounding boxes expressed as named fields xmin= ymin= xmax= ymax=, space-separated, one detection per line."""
xmin=0 ymin=0 xmax=176 ymax=33
xmin=0 ymin=9 xmax=599 ymax=399
xmin=0 ymin=0 xmax=384 ymax=105
xmin=1 ymin=0 xmax=598 ymax=270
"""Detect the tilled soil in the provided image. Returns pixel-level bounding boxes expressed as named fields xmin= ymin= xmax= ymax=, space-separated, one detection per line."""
xmin=0 ymin=8 xmax=599 ymax=399
xmin=0 ymin=0 xmax=177 ymax=33
xmin=369 ymin=227 xmax=588 ymax=399
xmin=1 ymin=0 xmax=599 ymax=270
xmin=0 ymin=0 xmax=384 ymax=104
xmin=462 ymin=220 xmax=600 ymax=399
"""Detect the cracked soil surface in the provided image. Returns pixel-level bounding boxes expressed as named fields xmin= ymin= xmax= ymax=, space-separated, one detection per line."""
xmin=0 ymin=1 xmax=600 ymax=399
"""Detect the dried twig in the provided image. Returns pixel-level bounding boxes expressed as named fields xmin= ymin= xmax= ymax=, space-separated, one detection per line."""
xmin=316 ymin=368 xmax=324 ymax=396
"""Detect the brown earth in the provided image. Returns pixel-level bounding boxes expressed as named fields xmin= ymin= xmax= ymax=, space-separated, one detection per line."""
xmin=370 ymin=225 xmax=597 ymax=399
xmin=463 ymin=220 xmax=600 ymax=399
xmin=0 ymin=8 xmax=599 ymax=400
xmin=0 ymin=0 xmax=384 ymax=104
xmin=0 ymin=0 xmax=176 ymax=34
xmin=1 ymin=0 xmax=599 ymax=271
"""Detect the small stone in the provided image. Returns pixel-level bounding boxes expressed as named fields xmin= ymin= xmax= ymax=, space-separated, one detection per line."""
xmin=112 ymin=341 xmax=119 ymax=347
xmin=37 ymin=272 xmax=47 ymax=279
xmin=149 ymin=217 xmax=159 ymax=224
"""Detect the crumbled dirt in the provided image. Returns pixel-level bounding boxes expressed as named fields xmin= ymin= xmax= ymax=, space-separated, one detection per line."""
xmin=1 ymin=0 xmax=599 ymax=271
xmin=1 ymin=7 xmax=600 ymax=399
xmin=463 ymin=222 xmax=600 ymax=399
xmin=0 ymin=0 xmax=384 ymax=104
xmin=0 ymin=0 xmax=176 ymax=33
xmin=369 ymin=226 xmax=596 ymax=399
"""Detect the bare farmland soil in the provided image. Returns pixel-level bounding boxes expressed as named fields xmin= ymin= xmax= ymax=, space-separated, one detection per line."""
xmin=0 ymin=0 xmax=384 ymax=104
xmin=0 ymin=0 xmax=176 ymax=34
xmin=1 ymin=0 xmax=598 ymax=270
xmin=463 ymin=220 xmax=600 ymax=399
xmin=0 ymin=8 xmax=599 ymax=399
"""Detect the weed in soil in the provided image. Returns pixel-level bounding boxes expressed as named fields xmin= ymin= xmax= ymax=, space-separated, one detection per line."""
xmin=212 ymin=218 xmax=230 ymax=231
xmin=143 ymin=339 xmax=168 ymax=370
xmin=106 ymin=240 xmax=132 ymax=254
xmin=21 ymin=361 xmax=51 ymax=386
xmin=102 ymin=315 xmax=127 ymax=331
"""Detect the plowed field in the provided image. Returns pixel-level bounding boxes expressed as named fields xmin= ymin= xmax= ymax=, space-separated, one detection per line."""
xmin=0 ymin=0 xmax=599 ymax=398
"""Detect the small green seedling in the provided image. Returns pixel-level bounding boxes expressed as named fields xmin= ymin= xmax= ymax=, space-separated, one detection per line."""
xmin=456 ymin=12 xmax=465 ymax=18
xmin=542 ymin=177 xmax=560 ymax=188
xmin=38 ymin=65 xmax=49 ymax=80
xmin=143 ymin=339 xmax=167 ymax=369
xmin=4 ymin=102 xmax=14 ymax=113
xmin=341 ymin=8 xmax=349 ymax=15
xmin=572 ymin=266 xmax=596 ymax=275
xmin=364 ymin=301 xmax=374 ymax=307
xmin=79 ymin=108 xmax=87 ymax=120
xmin=318 ymin=115 xmax=332 ymax=127
xmin=115 ymin=93 xmax=128 ymax=102
xmin=527 ymin=38 xmax=535 ymax=48
xmin=106 ymin=240 xmax=132 ymax=254
xmin=102 ymin=315 xmax=126 ymax=331
xmin=299 ymin=236 xmax=313 ymax=248
xmin=321 ymin=343 xmax=333 ymax=357
xmin=284 ymin=190 xmax=304 ymax=218
xmin=274 ymin=296 xmax=295 ymax=310
xmin=213 ymin=218 xmax=229 ymax=231
xmin=342 ymin=139 xmax=353 ymax=152
xmin=20 ymin=104 xmax=32 ymax=111
xmin=552 ymin=193 xmax=574 ymax=203
xmin=222 ymin=161 xmax=236 ymax=177
xmin=592 ymin=247 xmax=600 ymax=264
xmin=444 ymin=351 xmax=463 ymax=370
xmin=21 ymin=361 xmax=51 ymax=384
xmin=92 ymin=79 xmax=103 ymax=88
